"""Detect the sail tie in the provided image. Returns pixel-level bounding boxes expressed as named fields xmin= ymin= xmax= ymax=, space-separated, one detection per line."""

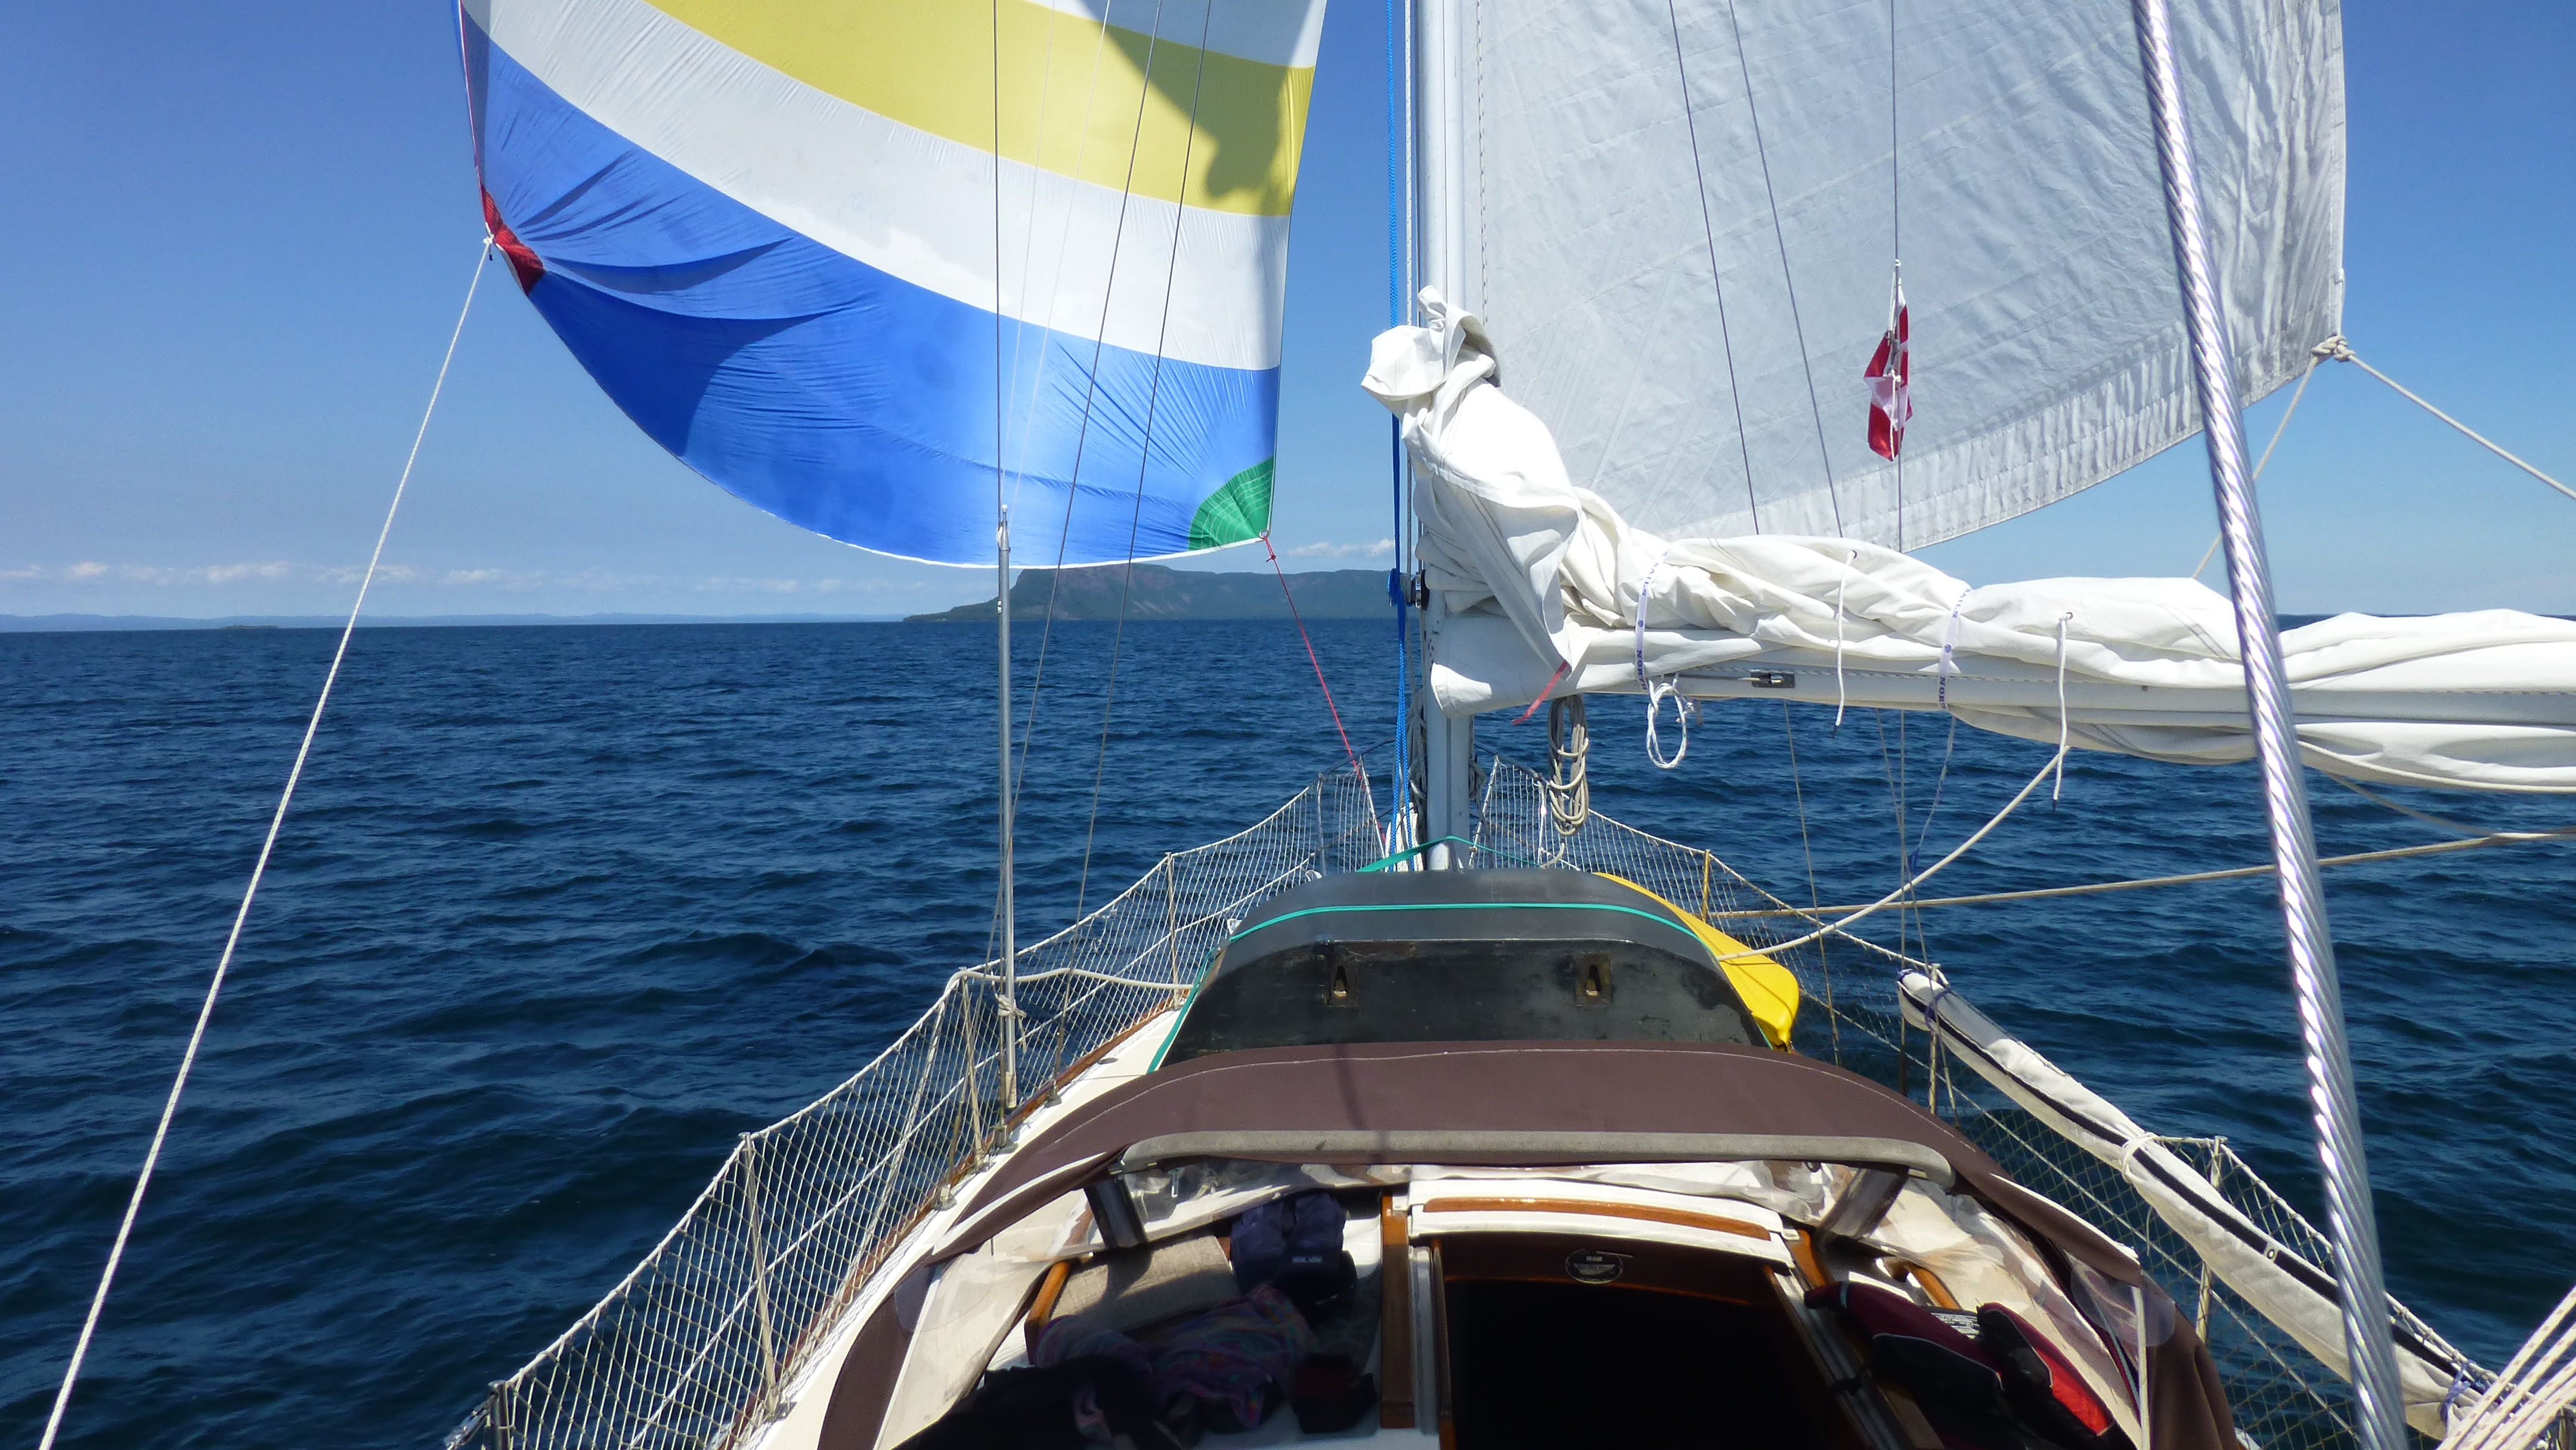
xmin=1936 ymin=586 xmax=1968 ymax=709
xmin=1832 ymin=548 xmax=1858 ymax=730
xmin=1636 ymin=550 xmax=1694 ymax=769
xmin=1634 ymin=552 xmax=1664 ymax=692
xmin=2054 ymin=612 xmax=2075 ymax=801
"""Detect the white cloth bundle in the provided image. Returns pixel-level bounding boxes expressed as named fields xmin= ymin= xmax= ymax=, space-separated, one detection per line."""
xmin=1364 ymin=295 xmax=2576 ymax=792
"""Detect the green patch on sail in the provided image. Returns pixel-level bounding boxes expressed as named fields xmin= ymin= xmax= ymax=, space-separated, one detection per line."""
xmin=1187 ymin=458 xmax=1274 ymax=551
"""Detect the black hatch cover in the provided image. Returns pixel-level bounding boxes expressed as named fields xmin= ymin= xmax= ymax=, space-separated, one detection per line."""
xmin=1161 ymin=870 xmax=1760 ymax=1064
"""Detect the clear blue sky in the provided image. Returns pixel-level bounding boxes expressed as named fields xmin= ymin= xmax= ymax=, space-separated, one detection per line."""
xmin=1 ymin=2 xmax=2566 ymax=619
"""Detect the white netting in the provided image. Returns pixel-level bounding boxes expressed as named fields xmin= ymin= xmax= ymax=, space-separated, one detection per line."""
xmin=442 ymin=767 xmax=1380 ymax=1450
xmin=1468 ymin=758 xmax=2520 ymax=1450
xmin=443 ymin=759 xmax=2548 ymax=1450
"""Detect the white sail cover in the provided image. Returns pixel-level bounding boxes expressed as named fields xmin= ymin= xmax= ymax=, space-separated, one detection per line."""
xmin=1894 ymin=974 xmax=2473 ymax=1437
xmin=1366 ymin=302 xmax=2576 ymax=792
xmin=1454 ymin=0 xmax=2344 ymax=548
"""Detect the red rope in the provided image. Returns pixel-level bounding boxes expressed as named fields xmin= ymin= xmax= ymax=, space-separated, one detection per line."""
xmin=1264 ymin=534 xmax=1364 ymax=774
xmin=1509 ymin=659 xmax=1573 ymax=725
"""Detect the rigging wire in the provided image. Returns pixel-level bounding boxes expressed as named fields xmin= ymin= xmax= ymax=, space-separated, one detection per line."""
xmin=1662 ymin=0 xmax=1762 ymax=529
xmin=1779 ymin=702 xmax=1838 ymax=1058
xmin=2323 ymin=337 xmax=2576 ymax=505
xmin=1871 ymin=710 xmax=1911 ymax=956
xmin=2327 ymin=774 xmax=2568 ymax=839
xmin=1887 ymin=0 xmax=1904 ymax=549
xmin=2195 ymin=349 xmax=2320 ymax=580
xmin=1710 ymin=738 xmax=2073 ymax=963
xmin=996 ymin=0 xmax=1103 ymax=524
xmin=1712 ymin=820 xmax=2576 ymax=920
xmin=979 ymin=0 xmax=1174 ymax=962
xmin=34 ymin=240 xmax=493 ymax=1450
xmin=1910 ymin=714 xmax=1961 ymax=865
xmin=1874 ymin=708 xmax=1930 ymax=964
xmin=1070 ymin=0 xmax=1217 ymax=919
xmin=1003 ymin=0 xmax=1164 ymax=823
xmin=1720 ymin=0 xmax=1843 ymax=533
xmin=1001 ymin=3 xmax=1122 ymax=815
xmin=990 ymin=0 xmax=1021 ymax=1107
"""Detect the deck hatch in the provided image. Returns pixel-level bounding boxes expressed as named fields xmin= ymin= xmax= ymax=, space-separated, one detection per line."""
xmin=1164 ymin=870 xmax=1762 ymax=1062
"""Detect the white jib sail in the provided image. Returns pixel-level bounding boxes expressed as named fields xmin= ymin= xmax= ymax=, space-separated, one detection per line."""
xmin=1451 ymin=0 xmax=2345 ymax=550
xmin=1366 ymin=298 xmax=2576 ymax=793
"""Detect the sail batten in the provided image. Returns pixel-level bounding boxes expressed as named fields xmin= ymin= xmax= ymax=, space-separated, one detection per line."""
xmin=1461 ymin=0 xmax=2344 ymax=548
xmin=463 ymin=0 xmax=1324 ymax=566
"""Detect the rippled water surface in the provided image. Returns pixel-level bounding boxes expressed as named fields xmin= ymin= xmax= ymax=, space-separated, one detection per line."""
xmin=5 ymin=619 xmax=2572 ymax=1448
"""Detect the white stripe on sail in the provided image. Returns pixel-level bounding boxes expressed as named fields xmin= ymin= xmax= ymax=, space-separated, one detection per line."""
xmin=471 ymin=0 xmax=1292 ymax=373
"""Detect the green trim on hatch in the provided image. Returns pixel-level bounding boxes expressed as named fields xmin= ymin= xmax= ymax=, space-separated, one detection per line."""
xmin=1226 ymin=899 xmax=1701 ymax=949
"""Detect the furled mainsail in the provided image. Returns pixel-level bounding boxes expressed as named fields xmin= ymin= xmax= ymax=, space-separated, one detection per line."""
xmin=1451 ymin=0 xmax=2343 ymax=549
xmin=462 ymin=0 xmax=1327 ymax=566
xmin=1368 ymin=302 xmax=2576 ymax=792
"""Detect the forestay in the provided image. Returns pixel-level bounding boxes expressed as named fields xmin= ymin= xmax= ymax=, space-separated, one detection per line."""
xmin=1367 ymin=300 xmax=2576 ymax=792
xmin=1450 ymin=0 xmax=2343 ymax=549
xmin=462 ymin=0 xmax=1325 ymax=565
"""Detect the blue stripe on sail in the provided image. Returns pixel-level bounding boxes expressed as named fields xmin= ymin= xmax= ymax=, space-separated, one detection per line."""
xmin=463 ymin=18 xmax=1276 ymax=567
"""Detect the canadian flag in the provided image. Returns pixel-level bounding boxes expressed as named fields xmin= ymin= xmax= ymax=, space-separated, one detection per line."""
xmin=1865 ymin=278 xmax=1911 ymax=460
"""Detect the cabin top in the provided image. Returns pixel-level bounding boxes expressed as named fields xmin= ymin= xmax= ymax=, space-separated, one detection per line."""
xmin=1160 ymin=869 xmax=1792 ymax=1065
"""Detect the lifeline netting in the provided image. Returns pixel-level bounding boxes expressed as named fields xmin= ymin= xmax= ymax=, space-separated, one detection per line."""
xmin=443 ymin=767 xmax=1381 ymax=1450
xmin=446 ymin=760 xmax=2524 ymax=1450
xmin=1469 ymin=758 xmax=2510 ymax=1450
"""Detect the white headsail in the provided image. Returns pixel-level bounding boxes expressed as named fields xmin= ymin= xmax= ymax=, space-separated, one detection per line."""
xmin=1447 ymin=0 xmax=2344 ymax=549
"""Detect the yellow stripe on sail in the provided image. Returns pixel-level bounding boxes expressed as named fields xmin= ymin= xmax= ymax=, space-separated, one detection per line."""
xmin=645 ymin=0 xmax=1311 ymax=217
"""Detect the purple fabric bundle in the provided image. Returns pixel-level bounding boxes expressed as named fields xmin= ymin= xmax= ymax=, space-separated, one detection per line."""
xmin=1035 ymin=1284 xmax=1314 ymax=1437
xmin=1147 ymin=1284 xmax=1315 ymax=1431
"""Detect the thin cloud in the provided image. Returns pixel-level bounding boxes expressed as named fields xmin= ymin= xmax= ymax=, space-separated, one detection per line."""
xmin=1 ymin=562 xmax=928 ymax=595
xmin=1281 ymin=538 xmax=1394 ymax=560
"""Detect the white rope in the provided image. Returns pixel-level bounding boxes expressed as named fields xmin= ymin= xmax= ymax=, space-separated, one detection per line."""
xmin=2194 ymin=350 xmax=2320 ymax=580
xmin=2053 ymin=612 xmax=2075 ymax=801
xmin=1546 ymin=695 xmax=1591 ymax=836
xmin=1711 ymin=822 xmax=2576 ymax=919
xmin=2330 ymin=775 xmax=2533 ymax=839
xmin=1711 ymin=740 xmax=2068 ymax=962
xmin=2447 ymin=1282 xmax=2576 ymax=1450
xmin=1643 ymin=679 xmax=1695 ymax=770
xmin=1833 ymin=547 xmax=1857 ymax=730
xmin=1936 ymin=585 xmax=1968 ymax=708
xmin=2321 ymin=336 xmax=2576 ymax=506
xmin=33 ymin=241 xmax=493 ymax=1450
xmin=1636 ymin=549 xmax=1693 ymax=769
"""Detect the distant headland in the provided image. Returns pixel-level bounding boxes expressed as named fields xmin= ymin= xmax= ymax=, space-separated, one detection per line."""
xmin=905 ymin=565 xmax=1395 ymax=622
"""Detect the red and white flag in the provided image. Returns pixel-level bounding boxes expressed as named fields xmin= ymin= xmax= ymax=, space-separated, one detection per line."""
xmin=1865 ymin=278 xmax=1911 ymax=460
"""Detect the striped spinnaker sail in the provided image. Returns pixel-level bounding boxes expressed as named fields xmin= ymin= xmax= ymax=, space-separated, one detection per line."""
xmin=462 ymin=0 xmax=1326 ymax=565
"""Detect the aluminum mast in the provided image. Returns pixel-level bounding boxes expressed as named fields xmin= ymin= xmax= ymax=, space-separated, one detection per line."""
xmin=1411 ymin=0 xmax=1478 ymax=863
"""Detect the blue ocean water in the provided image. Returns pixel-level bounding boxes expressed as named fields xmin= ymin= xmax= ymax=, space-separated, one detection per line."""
xmin=4 ymin=619 xmax=2572 ymax=1449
